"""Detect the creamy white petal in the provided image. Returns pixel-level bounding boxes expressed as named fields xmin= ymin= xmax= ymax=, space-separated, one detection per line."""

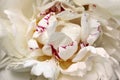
xmin=58 ymin=41 xmax=77 ymax=61
xmin=0 ymin=0 xmax=35 ymax=18
xmin=73 ymin=0 xmax=120 ymax=20
xmin=61 ymin=23 xmax=81 ymax=42
xmin=60 ymin=62 xmax=87 ymax=77
xmin=48 ymin=32 xmax=73 ymax=49
xmin=4 ymin=10 xmax=30 ymax=56
xmin=0 ymin=49 xmax=11 ymax=69
xmin=96 ymin=48 xmax=109 ymax=58
xmin=0 ymin=18 xmax=24 ymax=58
xmin=81 ymin=13 xmax=90 ymax=42
xmin=30 ymin=59 xmax=59 ymax=79
xmin=56 ymin=10 xmax=81 ymax=20
xmin=72 ymin=46 xmax=96 ymax=62
xmin=28 ymin=39 xmax=39 ymax=50
xmin=33 ymin=14 xmax=57 ymax=44
xmin=0 ymin=69 xmax=31 ymax=80
xmin=81 ymin=13 xmax=100 ymax=45
xmin=42 ymin=45 xmax=52 ymax=56
xmin=95 ymin=18 xmax=120 ymax=61
xmin=43 ymin=32 xmax=77 ymax=60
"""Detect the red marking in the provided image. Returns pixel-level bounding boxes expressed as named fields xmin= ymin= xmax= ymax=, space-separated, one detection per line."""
xmin=30 ymin=48 xmax=33 ymax=50
xmin=61 ymin=46 xmax=67 ymax=49
xmin=61 ymin=42 xmax=74 ymax=49
xmin=93 ymin=4 xmax=96 ymax=7
xmin=49 ymin=44 xmax=60 ymax=59
xmin=69 ymin=42 xmax=74 ymax=46
xmin=36 ymin=48 xmax=39 ymax=49
xmin=43 ymin=14 xmax=52 ymax=25
xmin=86 ymin=43 xmax=89 ymax=46
xmin=37 ymin=26 xmax=46 ymax=32
xmin=44 ymin=15 xmax=51 ymax=21
xmin=81 ymin=42 xmax=89 ymax=47
xmin=36 ymin=29 xmax=38 ymax=31
xmin=39 ymin=2 xmax=65 ymax=15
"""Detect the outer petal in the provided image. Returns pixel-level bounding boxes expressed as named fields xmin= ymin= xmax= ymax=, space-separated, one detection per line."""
xmin=0 ymin=49 xmax=11 ymax=69
xmin=0 ymin=18 xmax=25 ymax=58
xmin=4 ymin=10 xmax=30 ymax=57
xmin=7 ymin=59 xmax=59 ymax=80
xmin=95 ymin=18 xmax=120 ymax=61
xmin=82 ymin=56 xmax=118 ymax=80
xmin=0 ymin=0 xmax=35 ymax=18
xmin=0 ymin=69 xmax=31 ymax=80
xmin=30 ymin=59 xmax=59 ymax=80
xmin=72 ymin=0 xmax=120 ymax=20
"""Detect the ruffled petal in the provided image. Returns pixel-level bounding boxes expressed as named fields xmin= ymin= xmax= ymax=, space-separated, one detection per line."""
xmin=29 ymin=59 xmax=59 ymax=80
xmin=33 ymin=13 xmax=57 ymax=44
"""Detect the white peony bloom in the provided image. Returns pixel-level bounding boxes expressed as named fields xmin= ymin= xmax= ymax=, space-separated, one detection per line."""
xmin=0 ymin=0 xmax=120 ymax=80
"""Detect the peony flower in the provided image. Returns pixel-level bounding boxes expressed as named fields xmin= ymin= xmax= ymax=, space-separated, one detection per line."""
xmin=0 ymin=0 xmax=120 ymax=80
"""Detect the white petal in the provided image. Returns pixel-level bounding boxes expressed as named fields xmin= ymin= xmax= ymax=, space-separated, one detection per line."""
xmin=45 ymin=32 xmax=77 ymax=60
xmin=28 ymin=39 xmax=39 ymax=50
xmin=56 ymin=10 xmax=81 ymax=20
xmin=81 ymin=13 xmax=90 ymax=42
xmin=72 ymin=47 xmax=89 ymax=62
xmin=72 ymin=46 xmax=96 ymax=62
xmin=60 ymin=62 xmax=87 ymax=77
xmin=0 ymin=18 xmax=24 ymax=58
xmin=31 ymin=59 xmax=59 ymax=79
xmin=96 ymin=48 xmax=109 ymax=58
xmin=33 ymin=14 xmax=57 ymax=44
xmin=81 ymin=13 xmax=100 ymax=45
xmin=87 ymin=18 xmax=100 ymax=45
xmin=58 ymin=41 xmax=78 ymax=61
xmin=48 ymin=32 xmax=73 ymax=49
xmin=24 ymin=60 xmax=38 ymax=68
xmin=61 ymin=23 xmax=81 ymax=42
xmin=4 ymin=10 xmax=30 ymax=56
xmin=42 ymin=45 xmax=52 ymax=56
xmin=0 ymin=69 xmax=31 ymax=80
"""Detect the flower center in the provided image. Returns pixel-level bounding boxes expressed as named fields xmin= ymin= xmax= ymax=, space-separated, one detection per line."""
xmin=27 ymin=2 xmax=101 ymax=70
